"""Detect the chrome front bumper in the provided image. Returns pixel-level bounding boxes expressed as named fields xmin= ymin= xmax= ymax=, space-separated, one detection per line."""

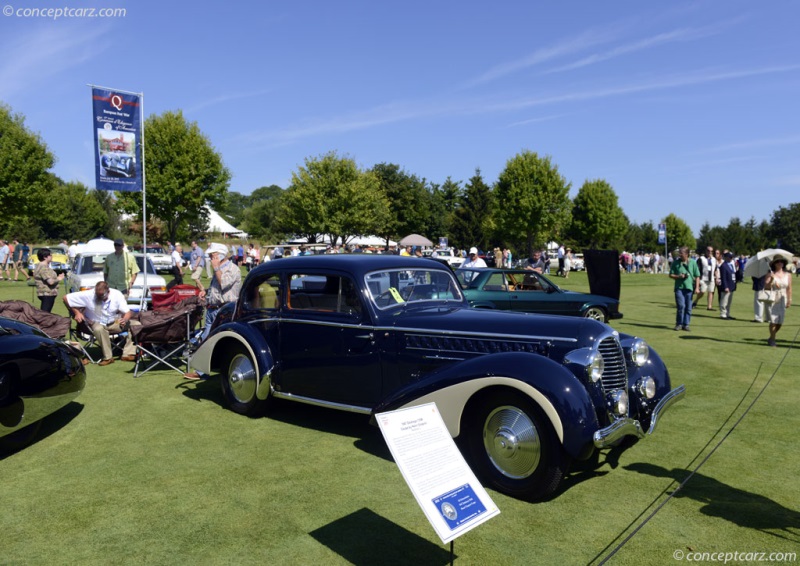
xmin=593 ymin=384 xmax=686 ymax=448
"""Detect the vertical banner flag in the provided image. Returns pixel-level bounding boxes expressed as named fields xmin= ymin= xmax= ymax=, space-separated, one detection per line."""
xmin=657 ymin=223 xmax=667 ymax=245
xmin=92 ymin=87 xmax=142 ymax=192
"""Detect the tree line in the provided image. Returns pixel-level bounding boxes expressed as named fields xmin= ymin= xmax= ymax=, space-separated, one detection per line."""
xmin=2 ymin=102 xmax=797 ymax=256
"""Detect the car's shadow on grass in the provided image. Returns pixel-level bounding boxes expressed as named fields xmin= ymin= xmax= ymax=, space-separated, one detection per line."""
xmin=0 ymin=401 xmax=84 ymax=460
xmin=179 ymin=376 xmax=394 ymax=461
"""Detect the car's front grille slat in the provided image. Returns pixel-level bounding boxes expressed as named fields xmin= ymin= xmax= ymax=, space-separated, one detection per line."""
xmin=599 ymin=336 xmax=627 ymax=393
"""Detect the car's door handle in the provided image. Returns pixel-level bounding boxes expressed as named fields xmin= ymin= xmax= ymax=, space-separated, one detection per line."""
xmin=356 ymin=333 xmax=374 ymax=340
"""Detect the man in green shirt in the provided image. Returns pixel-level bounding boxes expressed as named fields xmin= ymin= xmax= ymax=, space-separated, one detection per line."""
xmin=669 ymin=246 xmax=701 ymax=331
xmin=104 ymin=238 xmax=139 ymax=295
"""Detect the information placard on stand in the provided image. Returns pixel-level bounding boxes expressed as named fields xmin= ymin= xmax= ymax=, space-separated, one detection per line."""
xmin=376 ymin=403 xmax=500 ymax=544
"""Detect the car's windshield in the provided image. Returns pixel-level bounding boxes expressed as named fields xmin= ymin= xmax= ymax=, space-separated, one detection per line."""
xmin=366 ymin=268 xmax=463 ymax=309
xmin=77 ymin=254 xmax=108 ymax=274
xmin=134 ymin=256 xmax=157 ymax=275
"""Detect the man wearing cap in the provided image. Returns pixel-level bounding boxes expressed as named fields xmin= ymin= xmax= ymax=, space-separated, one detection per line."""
xmin=104 ymin=239 xmax=139 ymax=295
xmin=463 ymin=247 xmax=487 ymax=269
xmin=200 ymin=243 xmax=241 ymax=334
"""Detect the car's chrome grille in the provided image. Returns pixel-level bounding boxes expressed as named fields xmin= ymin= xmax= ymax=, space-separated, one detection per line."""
xmin=598 ymin=336 xmax=627 ymax=393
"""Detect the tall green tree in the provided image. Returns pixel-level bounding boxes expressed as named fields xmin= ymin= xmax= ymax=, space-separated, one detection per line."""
xmin=117 ymin=110 xmax=231 ymax=244
xmin=493 ymin=150 xmax=572 ymax=256
xmin=623 ymin=220 xmax=658 ymax=252
xmin=768 ymin=202 xmax=800 ymax=253
xmin=662 ymin=213 xmax=695 ymax=251
xmin=370 ymin=163 xmax=429 ymax=245
xmin=40 ymin=181 xmax=108 ymax=241
xmin=280 ymin=152 xmax=391 ymax=246
xmin=570 ymin=179 xmax=628 ymax=249
xmin=0 ymin=103 xmax=56 ymax=233
xmin=452 ymin=168 xmax=492 ymax=251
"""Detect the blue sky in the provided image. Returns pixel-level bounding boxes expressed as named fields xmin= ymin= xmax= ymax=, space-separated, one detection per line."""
xmin=2 ymin=0 xmax=798 ymax=236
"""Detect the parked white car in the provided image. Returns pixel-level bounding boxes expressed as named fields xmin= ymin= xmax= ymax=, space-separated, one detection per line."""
xmin=430 ymin=249 xmax=464 ymax=269
xmin=571 ymin=253 xmax=585 ymax=271
xmin=67 ymin=252 xmax=167 ymax=308
xmin=136 ymin=244 xmax=173 ymax=274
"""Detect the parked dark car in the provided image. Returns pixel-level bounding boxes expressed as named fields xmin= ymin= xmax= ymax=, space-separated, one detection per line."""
xmin=190 ymin=255 xmax=683 ymax=500
xmin=0 ymin=317 xmax=86 ymax=453
xmin=456 ymin=267 xmax=622 ymax=322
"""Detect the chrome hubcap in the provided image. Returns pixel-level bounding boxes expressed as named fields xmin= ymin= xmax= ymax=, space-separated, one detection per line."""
xmin=483 ymin=405 xmax=541 ymax=479
xmin=228 ymin=353 xmax=256 ymax=403
xmin=586 ymin=308 xmax=604 ymax=321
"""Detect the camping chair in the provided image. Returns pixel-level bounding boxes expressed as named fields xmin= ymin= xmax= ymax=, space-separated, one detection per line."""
xmin=131 ymin=295 xmax=204 ymax=378
xmin=67 ymin=310 xmax=130 ymax=364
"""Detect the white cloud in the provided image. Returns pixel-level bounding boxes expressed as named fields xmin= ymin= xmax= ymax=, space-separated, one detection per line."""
xmin=0 ymin=24 xmax=110 ymax=99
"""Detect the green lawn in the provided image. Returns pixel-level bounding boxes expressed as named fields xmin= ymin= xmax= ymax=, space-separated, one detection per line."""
xmin=1 ymin=270 xmax=797 ymax=565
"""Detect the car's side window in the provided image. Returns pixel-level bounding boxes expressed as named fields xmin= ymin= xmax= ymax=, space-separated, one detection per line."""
xmin=244 ymin=273 xmax=281 ymax=311
xmin=287 ymin=273 xmax=361 ymax=316
xmin=483 ymin=272 xmax=507 ymax=291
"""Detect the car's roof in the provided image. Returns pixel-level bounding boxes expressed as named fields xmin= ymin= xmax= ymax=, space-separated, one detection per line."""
xmin=249 ymin=254 xmax=449 ymax=278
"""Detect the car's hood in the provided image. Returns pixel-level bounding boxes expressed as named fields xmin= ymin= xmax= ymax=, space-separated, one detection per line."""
xmin=385 ymin=304 xmax=610 ymax=347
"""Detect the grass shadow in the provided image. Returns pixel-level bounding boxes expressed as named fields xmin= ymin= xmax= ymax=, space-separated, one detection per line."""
xmin=625 ymin=463 xmax=800 ymax=543
xmin=309 ymin=507 xmax=452 ymax=565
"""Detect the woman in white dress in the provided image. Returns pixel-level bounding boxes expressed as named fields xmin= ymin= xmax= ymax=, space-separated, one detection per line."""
xmin=563 ymin=248 xmax=572 ymax=278
xmin=765 ymin=258 xmax=793 ymax=347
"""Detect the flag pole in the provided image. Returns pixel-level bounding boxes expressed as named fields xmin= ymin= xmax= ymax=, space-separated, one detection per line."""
xmin=139 ymin=91 xmax=147 ymax=311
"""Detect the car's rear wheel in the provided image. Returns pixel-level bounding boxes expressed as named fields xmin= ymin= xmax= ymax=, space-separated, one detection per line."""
xmin=583 ymin=306 xmax=607 ymax=322
xmin=220 ymin=344 xmax=268 ymax=417
xmin=465 ymin=390 xmax=567 ymax=501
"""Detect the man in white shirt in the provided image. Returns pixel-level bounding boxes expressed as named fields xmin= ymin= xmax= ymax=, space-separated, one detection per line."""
xmin=462 ymin=247 xmax=487 ymax=268
xmin=63 ymin=281 xmax=140 ymax=365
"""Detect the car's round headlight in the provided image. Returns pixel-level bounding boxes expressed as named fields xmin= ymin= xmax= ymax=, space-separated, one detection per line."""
xmin=637 ymin=376 xmax=657 ymax=399
xmin=588 ymin=353 xmax=604 ymax=383
xmin=630 ymin=339 xmax=649 ymax=366
xmin=608 ymin=389 xmax=629 ymax=416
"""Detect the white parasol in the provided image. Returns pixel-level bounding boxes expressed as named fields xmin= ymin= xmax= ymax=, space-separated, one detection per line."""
xmin=742 ymin=248 xmax=794 ymax=279
xmin=398 ymin=234 xmax=433 ymax=247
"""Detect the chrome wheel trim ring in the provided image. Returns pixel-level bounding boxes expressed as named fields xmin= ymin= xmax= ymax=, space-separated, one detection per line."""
xmin=483 ymin=405 xmax=541 ymax=479
xmin=228 ymin=353 xmax=257 ymax=404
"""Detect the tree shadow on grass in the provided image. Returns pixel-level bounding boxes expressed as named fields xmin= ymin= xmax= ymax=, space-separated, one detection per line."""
xmin=310 ymin=507 xmax=452 ymax=565
xmin=625 ymin=462 xmax=800 ymax=543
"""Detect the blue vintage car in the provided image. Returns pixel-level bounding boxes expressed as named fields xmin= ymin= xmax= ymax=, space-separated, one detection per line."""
xmin=0 ymin=317 xmax=86 ymax=453
xmin=456 ymin=267 xmax=622 ymax=322
xmin=190 ymin=255 xmax=684 ymax=500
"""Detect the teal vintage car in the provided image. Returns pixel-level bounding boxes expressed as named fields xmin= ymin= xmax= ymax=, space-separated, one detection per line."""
xmin=456 ymin=267 xmax=622 ymax=322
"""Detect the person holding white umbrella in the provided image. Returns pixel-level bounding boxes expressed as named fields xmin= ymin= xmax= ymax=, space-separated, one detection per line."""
xmin=765 ymin=258 xmax=793 ymax=347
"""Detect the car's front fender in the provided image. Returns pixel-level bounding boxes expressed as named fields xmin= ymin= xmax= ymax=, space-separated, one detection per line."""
xmin=373 ymin=352 xmax=600 ymax=460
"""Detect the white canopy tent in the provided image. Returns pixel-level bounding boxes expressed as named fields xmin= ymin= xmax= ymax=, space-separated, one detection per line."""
xmin=205 ymin=208 xmax=248 ymax=237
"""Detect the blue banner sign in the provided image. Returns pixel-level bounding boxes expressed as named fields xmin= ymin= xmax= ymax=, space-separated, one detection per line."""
xmin=92 ymin=87 xmax=142 ymax=192
xmin=657 ymin=223 xmax=667 ymax=245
